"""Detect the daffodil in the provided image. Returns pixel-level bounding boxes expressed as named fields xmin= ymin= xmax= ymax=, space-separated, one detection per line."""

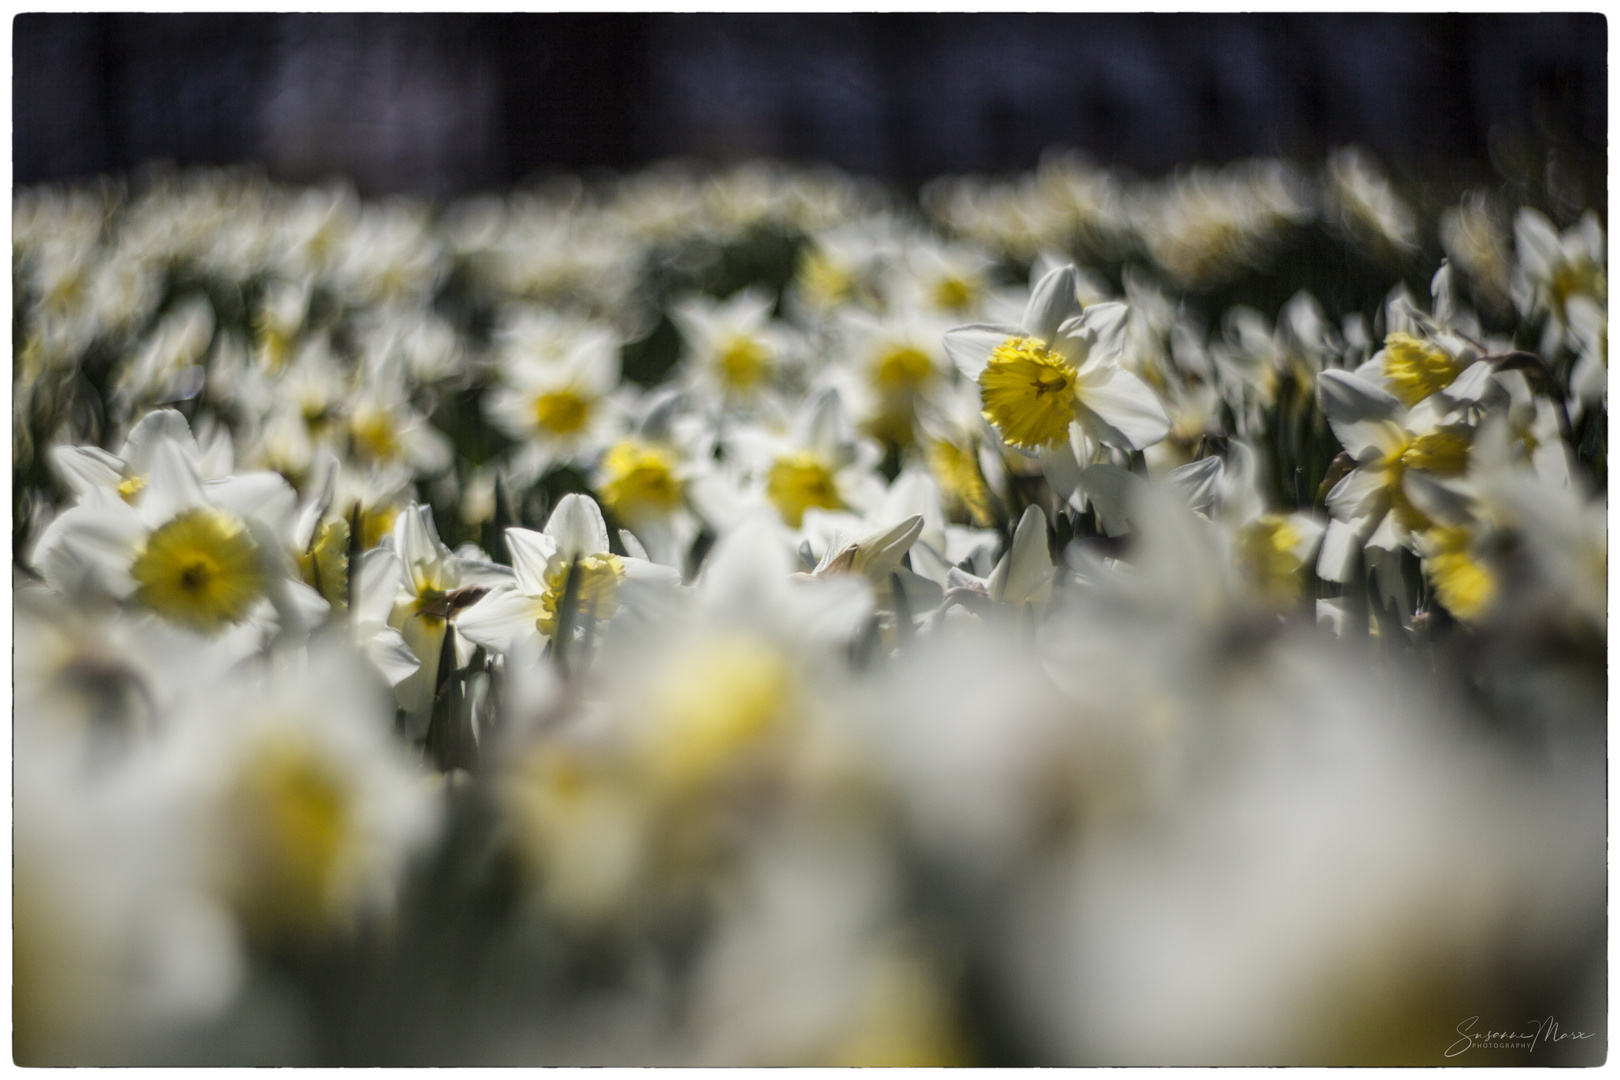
xmin=384 ymin=503 xmax=513 ymax=736
xmin=167 ymin=645 xmax=441 ymax=943
xmin=1314 ymin=369 xmax=1479 ymax=603
xmin=50 ymin=407 xmax=233 ymax=505
xmin=1512 ymin=207 xmax=1606 ymax=355
xmin=696 ymin=388 xmax=887 ymax=534
xmin=484 ymin=314 xmax=627 ymax=485
xmin=33 ymin=436 xmax=321 ymax=642
xmin=824 ymin=302 xmax=955 ymax=448
xmin=671 ymin=287 xmax=794 ymax=405
xmin=456 ymin=493 xmax=678 ymax=656
xmin=944 ymin=264 xmax=1170 ymax=470
xmin=1326 ymin=148 xmax=1418 ymax=257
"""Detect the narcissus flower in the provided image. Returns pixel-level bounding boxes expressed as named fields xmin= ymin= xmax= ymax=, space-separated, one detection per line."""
xmin=456 ymin=494 xmax=678 ymax=655
xmin=945 ymin=264 xmax=1170 ymax=461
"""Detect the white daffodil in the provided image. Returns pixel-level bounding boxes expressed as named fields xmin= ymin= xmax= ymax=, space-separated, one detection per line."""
xmin=671 ymin=287 xmax=794 ymax=407
xmin=928 ymin=505 xmax=1056 ymax=631
xmin=824 ymin=302 xmax=955 ymax=448
xmin=1313 ymin=368 xmax=1477 ymax=604
xmin=162 ymin=643 xmax=441 ymax=943
xmin=50 ymin=407 xmax=233 ymax=505
xmin=944 ymin=264 xmax=1171 ymax=478
xmin=111 ymin=296 xmax=215 ymax=408
xmin=1512 ymin=207 xmax=1606 ymax=356
xmin=384 ymin=503 xmax=513 ymax=736
xmin=33 ymin=437 xmax=321 ymax=643
xmin=1160 ymin=445 xmax=1326 ymax=612
xmin=787 ymin=219 xmax=903 ymax=318
xmin=696 ymin=388 xmax=887 ymax=535
xmin=895 ymin=236 xmax=998 ymax=319
xmin=591 ymin=430 xmax=700 ymax=572
xmin=1357 ymin=327 xmax=1490 ymax=412
xmin=484 ymin=316 xmax=627 ymax=485
xmin=1325 ymin=147 xmax=1418 ymax=257
xmin=456 ymin=493 xmax=678 ymax=656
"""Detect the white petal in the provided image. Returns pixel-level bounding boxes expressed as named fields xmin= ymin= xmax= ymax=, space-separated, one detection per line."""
xmin=1329 ymin=417 xmax=1408 ymax=463
xmin=139 ymin=438 xmax=209 ymax=527
xmin=395 ymin=504 xmax=451 ymax=594
xmin=455 ymin=586 xmax=544 ymax=653
xmin=621 ymin=556 xmax=682 ymax=587
xmin=394 ymin=612 xmax=447 ymax=735
xmin=1317 ymin=368 xmax=1400 ymax=426
xmin=619 ymin=529 xmax=651 ymax=562
xmin=363 ymin=627 xmax=422 ymax=686
xmin=50 ymin=445 xmax=124 ymax=497
xmin=1165 ymin=455 xmax=1223 ymax=515
xmin=908 ymin=538 xmax=953 ymax=587
xmin=851 ymin=514 xmax=925 ymax=581
xmin=943 ymin=324 xmax=1018 ymax=380
xmin=355 ymin=548 xmax=406 ymax=626
xmin=787 ymin=575 xmax=873 ymax=643
xmin=1439 ymin=359 xmax=1494 ymax=404
xmin=1284 ymin=512 xmax=1327 ymax=562
xmin=1077 ymin=463 xmax=1139 ymax=537
xmin=1065 ymin=301 xmax=1129 ymax=369
xmin=121 ymin=408 xmax=198 ymax=473
xmin=1316 ymin=516 xmax=1363 ymax=583
xmin=32 ymin=488 xmax=143 ymax=596
xmin=1326 ymin=465 xmax=1388 ymax=522
xmin=990 ymin=504 xmax=1053 ymax=607
xmin=1075 ymin=365 xmax=1171 ymax=450
xmin=501 ymin=526 xmax=558 ymax=595
xmin=700 ymin=514 xmax=795 ymax=610
xmin=208 ymin=471 xmax=298 ymax=539
xmin=543 ymin=493 xmax=610 ymax=561
xmin=1020 ymin=264 xmax=1081 ymax=343
xmin=293 ymin=452 xmax=338 ymax=551
xmin=1037 ymin=437 xmax=1084 ymax=501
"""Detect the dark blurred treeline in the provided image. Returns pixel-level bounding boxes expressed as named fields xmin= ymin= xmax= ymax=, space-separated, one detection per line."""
xmin=13 ymin=13 xmax=1607 ymax=204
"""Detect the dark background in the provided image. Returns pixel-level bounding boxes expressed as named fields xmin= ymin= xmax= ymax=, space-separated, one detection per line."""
xmin=13 ymin=13 xmax=1608 ymax=199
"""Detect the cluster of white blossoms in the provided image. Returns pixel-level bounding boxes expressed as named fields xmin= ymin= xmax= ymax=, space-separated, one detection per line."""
xmin=13 ymin=152 xmax=1605 ymax=1065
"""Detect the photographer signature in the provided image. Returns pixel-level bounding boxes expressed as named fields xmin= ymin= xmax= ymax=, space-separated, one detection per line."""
xmin=1446 ymin=1015 xmax=1595 ymax=1057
